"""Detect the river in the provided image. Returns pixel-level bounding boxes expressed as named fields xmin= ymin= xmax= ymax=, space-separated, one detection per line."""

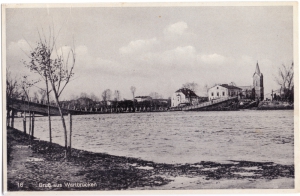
xmin=13 ymin=110 xmax=294 ymax=165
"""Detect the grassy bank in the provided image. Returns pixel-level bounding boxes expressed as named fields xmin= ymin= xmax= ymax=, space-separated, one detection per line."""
xmin=257 ymin=101 xmax=293 ymax=110
xmin=7 ymin=127 xmax=294 ymax=191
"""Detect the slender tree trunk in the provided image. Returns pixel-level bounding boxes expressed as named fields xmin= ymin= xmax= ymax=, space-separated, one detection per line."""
xmin=27 ymin=98 xmax=31 ymax=138
xmin=51 ymin=85 xmax=68 ymax=158
xmin=31 ymin=112 xmax=35 ymax=140
xmin=45 ymin=78 xmax=52 ymax=145
xmin=28 ymin=111 xmax=32 ymax=139
xmin=23 ymin=114 xmax=26 ymax=135
xmin=69 ymin=113 xmax=72 ymax=157
xmin=23 ymin=99 xmax=26 ymax=134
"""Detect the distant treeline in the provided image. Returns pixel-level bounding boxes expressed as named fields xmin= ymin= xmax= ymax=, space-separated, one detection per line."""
xmin=60 ymin=97 xmax=171 ymax=110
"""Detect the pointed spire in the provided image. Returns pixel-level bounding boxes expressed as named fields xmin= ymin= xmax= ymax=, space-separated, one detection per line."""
xmin=255 ymin=61 xmax=261 ymax=75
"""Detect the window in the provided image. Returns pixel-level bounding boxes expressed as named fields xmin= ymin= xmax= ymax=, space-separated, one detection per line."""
xmin=217 ymin=92 xmax=219 ymax=96
xmin=211 ymin=92 xmax=214 ymax=96
xmin=217 ymin=87 xmax=219 ymax=89
xmin=222 ymin=92 xmax=225 ymax=96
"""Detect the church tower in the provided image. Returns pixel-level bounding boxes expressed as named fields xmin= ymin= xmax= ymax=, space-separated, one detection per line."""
xmin=253 ymin=62 xmax=264 ymax=101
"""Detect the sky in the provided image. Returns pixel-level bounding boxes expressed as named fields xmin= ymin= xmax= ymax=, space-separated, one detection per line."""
xmin=5 ymin=5 xmax=294 ymax=100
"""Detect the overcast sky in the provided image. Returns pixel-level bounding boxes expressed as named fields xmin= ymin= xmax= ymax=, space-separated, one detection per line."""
xmin=6 ymin=6 xmax=293 ymax=100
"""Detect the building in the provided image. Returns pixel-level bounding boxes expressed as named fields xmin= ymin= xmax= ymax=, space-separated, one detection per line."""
xmin=238 ymin=62 xmax=264 ymax=100
xmin=153 ymin=99 xmax=169 ymax=104
xmin=134 ymin=96 xmax=152 ymax=102
xmin=207 ymin=62 xmax=264 ymax=101
xmin=171 ymin=88 xmax=200 ymax=107
xmin=252 ymin=62 xmax=264 ymax=100
xmin=208 ymin=84 xmax=242 ymax=100
xmin=238 ymin=85 xmax=255 ymax=99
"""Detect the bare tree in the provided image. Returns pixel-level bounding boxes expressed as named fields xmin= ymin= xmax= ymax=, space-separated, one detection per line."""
xmin=38 ymin=89 xmax=47 ymax=103
xmin=70 ymin=94 xmax=78 ymax=100
xmin=149 ymin=92 xmax=163 ymax=99
xmin=274 ymin=62 xmax=294 ymax=101
xmin=24 ymin=42 xmax=54 ymax=145
xmin=130 ymin=86 xmax=136 ymax=110
xmin=20 ymin=76 xmax=38 ymax=102
xmin=20 ymin=76 xmax=38 ymax=136
xmin=6 ymin=69 xmax=22 ymax=127
xmin=114 ymin=90 xmax=121 ymax=101
xmin=6 ymin=69 xmax=22 ymax=100
xmin=102 ymin=89 xmax=112 ymax=106
xmin=80 ymin=92 xmax=88 ymax=98
xmin=33 ymin=92 xmax=39 ymax=103
xmin=130 ymin=86 xmax=136 ymax=100
xmin=182 ymin=82 xmax=198 ymax=92
xmin=24 ymin=28 xmax=76 ymax=158
xmin=203 ymin=84 xmax=209 ymax=96
xmin=90 ymin=93 xmax=99 ymax=102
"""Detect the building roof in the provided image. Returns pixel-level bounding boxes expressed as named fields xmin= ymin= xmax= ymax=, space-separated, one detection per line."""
xmin=238 ymin=86 xmax=253 ymax=91
xmin=253 ymin=62 xmax=263 ymax=76
xmin=175 ymin=88 xmax=198 ymax=97
xmin=135 ymin=96 xmax=152 ymax=99
xmin=220 ymin=84 xmax=242 ymax=90
xmin=153 ymin=99 xmax=168 ymax=101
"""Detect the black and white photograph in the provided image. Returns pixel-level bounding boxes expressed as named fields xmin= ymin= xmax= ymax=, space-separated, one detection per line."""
xmin=2 ymin=3 xmax=299 ymax=193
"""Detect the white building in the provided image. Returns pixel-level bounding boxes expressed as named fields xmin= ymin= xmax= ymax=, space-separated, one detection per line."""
xmin=208 ymin=84 xmax=242 ymax=100
xmin=171 ymin=88 xmax=199 ymax=107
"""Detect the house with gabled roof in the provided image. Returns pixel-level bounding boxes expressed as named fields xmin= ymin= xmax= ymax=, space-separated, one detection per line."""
xmin=208 ymin=84 xmax=242 ymax=100
xmin=171 ymin=88 xmax=200 ymax=107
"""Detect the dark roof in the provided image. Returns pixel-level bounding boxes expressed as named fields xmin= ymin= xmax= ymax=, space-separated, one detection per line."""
xmin=135 ymin=96 xmax=151 ymax=98
xmin=253 ymin=62 xmax=263 ymax=77
xmin=175 ymin=88 xmax=198 ymax=97
xmin=153 ymin=99 xmax=168 ymax=101
xmin=220 ymin=84 xmax=242 ymax=90
xmin=238 ymin=86 xmax=253 ymax=91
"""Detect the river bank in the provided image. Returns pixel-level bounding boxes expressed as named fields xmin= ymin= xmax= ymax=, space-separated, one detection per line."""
xmin=7 ymin=127 xmax=294 ymax=191
xmin=257 ymin=101 xmax=294 ymax=110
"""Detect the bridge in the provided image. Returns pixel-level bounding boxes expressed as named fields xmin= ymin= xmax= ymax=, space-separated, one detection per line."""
xmin=175 ymin=97 xmax=239 ymax=111
xmin=7 ymin=98 xmax=169 ymax=117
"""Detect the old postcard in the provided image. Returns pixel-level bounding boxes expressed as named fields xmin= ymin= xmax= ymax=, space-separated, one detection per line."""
xmin=2 ymin=2 xmax=299 ymax=194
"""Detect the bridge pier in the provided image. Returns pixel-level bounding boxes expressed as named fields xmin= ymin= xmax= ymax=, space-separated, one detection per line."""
xmin=69 ymin=113 xmax=72 ymax=156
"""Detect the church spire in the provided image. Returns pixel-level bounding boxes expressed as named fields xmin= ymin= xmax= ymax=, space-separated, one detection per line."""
xmin=255 ymin=61 xmax=261 ymax=75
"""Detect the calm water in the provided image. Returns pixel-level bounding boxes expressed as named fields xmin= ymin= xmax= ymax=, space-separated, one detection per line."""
xmin=13 ymin=110 xmax=294 ymax=165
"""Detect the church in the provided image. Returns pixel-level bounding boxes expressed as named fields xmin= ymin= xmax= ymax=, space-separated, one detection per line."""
xmin=252 ymin=62 xmax=264 ymax=100
xmin=208 ymin=62 xmax=264 ymax=101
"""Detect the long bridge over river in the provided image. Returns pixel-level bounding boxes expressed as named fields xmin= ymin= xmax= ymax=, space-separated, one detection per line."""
xmin=7 ymin=96 xmax=240 ymax=117
xmin=174 ymin=97 xmax=239 ymax=111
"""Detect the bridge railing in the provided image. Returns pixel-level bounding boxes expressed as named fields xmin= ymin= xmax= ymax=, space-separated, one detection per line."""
xmin=182 ymin=96 xmax=238 ymax=111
